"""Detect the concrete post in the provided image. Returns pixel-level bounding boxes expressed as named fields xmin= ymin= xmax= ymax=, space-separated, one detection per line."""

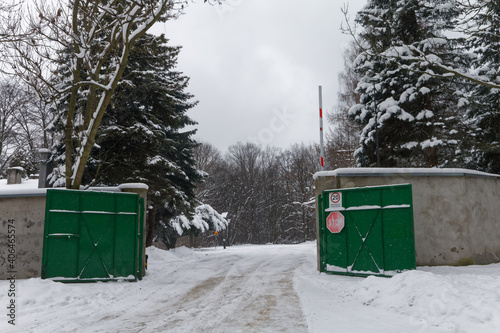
xmin=314 ymin=174 xmax=339 ymax=271
xmin=7 ymin=167 xmax=24 ymax=184
xmin=38 ymin=149 xmax=52 ymax=188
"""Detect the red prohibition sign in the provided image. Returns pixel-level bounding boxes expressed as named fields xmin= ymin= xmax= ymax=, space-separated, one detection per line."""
xmin=330 ymin=192 xmax=341 ymax=204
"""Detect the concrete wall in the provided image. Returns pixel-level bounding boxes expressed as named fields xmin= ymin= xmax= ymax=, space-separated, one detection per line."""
xmin=0 ymin=185 xmax=148 ymax=280
xmin=0 ymin=193 xmax=47 ymax=279
xmin=315 ymin=168 xmax=500 ymax=268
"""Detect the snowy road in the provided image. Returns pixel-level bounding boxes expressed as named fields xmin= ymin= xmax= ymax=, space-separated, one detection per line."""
xmin=87 ymin=245 xmax=309 ymax=332
xmin=8 ymin=244 xmax=311 ymax=333
xmin=2 ymin=242 xmax=500 ymax=333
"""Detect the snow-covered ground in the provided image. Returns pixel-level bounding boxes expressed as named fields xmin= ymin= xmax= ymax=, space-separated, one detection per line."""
xmin=1 ymin=242 xmax=499 ymax=332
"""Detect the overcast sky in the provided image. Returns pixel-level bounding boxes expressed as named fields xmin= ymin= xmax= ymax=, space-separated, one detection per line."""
xmin=153 ymin=0 xmax=366 ymax=152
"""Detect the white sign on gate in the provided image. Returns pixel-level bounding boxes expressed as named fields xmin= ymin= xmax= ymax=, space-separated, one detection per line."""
xmin=329 ymin=192 xmax=342 ymax=210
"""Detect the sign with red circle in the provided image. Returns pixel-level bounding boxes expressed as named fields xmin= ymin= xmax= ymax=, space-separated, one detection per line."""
xmin=329 ymin=192 xmax=342 ymax=209
xmin=326 ymin=211 xmax=345 ymax=234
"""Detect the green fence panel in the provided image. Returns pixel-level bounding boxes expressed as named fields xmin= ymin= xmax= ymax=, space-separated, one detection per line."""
xmin=319 ymin=184 xmax=416 ymax=277
xmin=41 ymin=189 xmax=142 ymax=282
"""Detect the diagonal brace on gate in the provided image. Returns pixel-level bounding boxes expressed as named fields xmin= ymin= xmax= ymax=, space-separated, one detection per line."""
xmin=348 ymin=210 xmax=383 ymax=274
xmin=77 ymin=222 xmax=113 ymax=279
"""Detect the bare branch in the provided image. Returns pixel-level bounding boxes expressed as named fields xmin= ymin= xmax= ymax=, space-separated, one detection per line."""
xmin=1 ymin=0 xmax=187 ymax=188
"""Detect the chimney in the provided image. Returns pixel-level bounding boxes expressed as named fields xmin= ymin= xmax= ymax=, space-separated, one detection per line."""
xmin=38 ymin=149 xmax=53 ymax=188
xmin=7 ymin=167 xmax=24 ymax=185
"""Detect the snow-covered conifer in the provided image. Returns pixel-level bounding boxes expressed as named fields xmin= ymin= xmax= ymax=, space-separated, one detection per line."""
xmin=350 ymin=0 xmax=470 ymax=167
xmin=83 ymin=33 xmax=202 ymax=249
xmin=464 ymin=0 xmax=500 ymax=173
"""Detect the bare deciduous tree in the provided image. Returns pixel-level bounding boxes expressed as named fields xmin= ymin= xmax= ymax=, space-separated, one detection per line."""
xmin=1 ymin=0 xmax=186 ymax=188
xmin=193 ymin=141 xmax=224 ymax=202
xmin=193 ymin=142 xmax=320 ymax=246
xmin=326 ymin=41 xmax=360 ymax=169
xmin=0 ymin=81 xmax=30 ymax=173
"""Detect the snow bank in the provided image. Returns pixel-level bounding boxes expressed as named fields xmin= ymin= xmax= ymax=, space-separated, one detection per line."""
xmin=294 ymin=245 xmax=500 ymax=333
xmin=353 ymin=268 xmax=500 ymax=332
xmin=1 ymin=243 xmax=499 ymax=332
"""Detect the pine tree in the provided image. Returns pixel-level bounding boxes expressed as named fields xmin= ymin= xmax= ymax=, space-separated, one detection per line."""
xmin=465 ymin=0 xmax=500 ymax=173
xmin=87 ymin=33 xmax=202 ymax=249
xmin=350 ymin=0 xmax=469 ymax=167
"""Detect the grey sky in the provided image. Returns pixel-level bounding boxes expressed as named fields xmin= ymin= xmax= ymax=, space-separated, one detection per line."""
xmin=154 ymin=0 xmax=366 ymax=152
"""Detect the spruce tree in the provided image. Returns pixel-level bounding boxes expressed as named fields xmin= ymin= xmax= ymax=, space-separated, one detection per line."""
xmin=87 ymin=34 xmax=202 ymax=248
xmin=465 ymin=0 xmax=500 ymax=173
xmin=350 ymin=0 xmax=469 ymax=167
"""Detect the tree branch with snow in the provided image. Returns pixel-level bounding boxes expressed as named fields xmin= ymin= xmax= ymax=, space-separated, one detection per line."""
xmin=341 ymin=0 xmax=500 ymax=90
xmin=0 ymin=0 xmax=187 ymax=188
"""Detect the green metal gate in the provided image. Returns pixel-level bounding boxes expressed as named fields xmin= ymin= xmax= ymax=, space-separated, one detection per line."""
xmin=318 ymin=184 xmax=416 ymax=277
xmin=41 ymin=189 xmax=144 ymax=282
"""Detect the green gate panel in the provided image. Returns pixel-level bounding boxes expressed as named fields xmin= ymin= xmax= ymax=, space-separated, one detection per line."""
xmin=319 ymin=184 xmax=416 ymax=277
xmin=41 ymin=189 xmax=143 ymax=282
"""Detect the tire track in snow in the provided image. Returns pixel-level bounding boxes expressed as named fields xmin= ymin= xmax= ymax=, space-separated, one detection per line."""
xmin=88 ymin=248 xmax=308 ymax=332
xmin=147 ymin=249 xmax=308 ymax=332
xmin=19 ymin=247 xmax=309 ymax=333
xmin=86 ymin=258 xmax=236 ymax=333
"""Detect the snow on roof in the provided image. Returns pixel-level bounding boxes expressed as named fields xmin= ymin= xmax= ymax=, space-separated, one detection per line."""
xmin=313 ymin=168 xmax=500 ymax=180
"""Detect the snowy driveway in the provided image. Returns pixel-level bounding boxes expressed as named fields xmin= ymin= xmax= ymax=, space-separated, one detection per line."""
xmin=6 ymin=243 xmax=311 ymax=333
xmin=2 ymin=242 xmax=500 ymax=333
xmin=104 ymin=245 xmax=309 ymax=332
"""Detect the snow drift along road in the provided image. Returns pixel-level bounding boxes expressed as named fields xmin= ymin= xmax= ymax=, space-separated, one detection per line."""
xmin=1 ymin=242 xmax=499 ymax=332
